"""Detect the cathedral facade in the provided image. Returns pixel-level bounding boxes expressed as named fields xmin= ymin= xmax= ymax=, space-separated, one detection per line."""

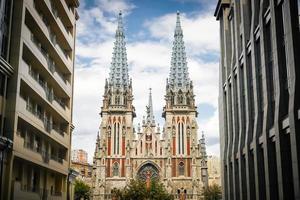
xmin=92 ymin=12 xmax=208 ymax=200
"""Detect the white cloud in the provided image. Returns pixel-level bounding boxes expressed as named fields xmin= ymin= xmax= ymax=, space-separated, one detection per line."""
xmin=72 ymin=1 xmax=220 ymax=162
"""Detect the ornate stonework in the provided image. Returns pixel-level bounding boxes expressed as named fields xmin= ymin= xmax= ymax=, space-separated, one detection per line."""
xmin=92 ymin=11 xmax=208 ymax=200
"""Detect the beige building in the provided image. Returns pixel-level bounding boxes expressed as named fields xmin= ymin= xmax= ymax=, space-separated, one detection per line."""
xmin=206 ymin=155 xmax=221 ymax=186
xmin=71 ymin=149 xmax=92 ymax=186
xmin=71 ymin=161 xmax=93 ymax=186
xmin=2 ymin=0 xmax=79 ymax=199
xmin=71 ymin=149 xmax=88 ymax=164
xmin=92 ymin=12 xmax=208 ymax=200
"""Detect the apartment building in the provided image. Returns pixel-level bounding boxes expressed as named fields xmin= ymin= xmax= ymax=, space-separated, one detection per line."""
xmin=0 ymin=0 xmax=13 ymax=199
xmin=215 ymin=0 xmax=300 ymax=200
xmin=71 ymin=149 xmax=88 ymax=164
xmin=3 ymin=0 xmax=79 ymax=199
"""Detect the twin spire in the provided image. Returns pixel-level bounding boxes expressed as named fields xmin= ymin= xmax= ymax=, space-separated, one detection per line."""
xmin=108 ymin=11 xmax=189 ymax=90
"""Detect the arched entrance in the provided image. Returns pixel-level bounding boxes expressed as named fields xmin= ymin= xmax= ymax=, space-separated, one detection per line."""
xmin=137 ymin=161 xmax=160 ymax=181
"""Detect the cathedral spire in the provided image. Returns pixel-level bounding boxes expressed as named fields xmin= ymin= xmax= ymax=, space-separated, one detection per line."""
xmin=200 ymin=131 xmax=207 ymax=158
xmin=144 ymin=88 xmax=155 ymax=126
xmin=108 ymin=11 xmax=129 ymax=88
xmin=168 ymin=11 xmax=190 ymax=89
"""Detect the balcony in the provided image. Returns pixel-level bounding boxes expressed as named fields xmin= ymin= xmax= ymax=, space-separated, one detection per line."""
xmin=23 ymin=14 xmax=72 ymax=76
xmin=22 ymin=26 xmax=72 ymax=96
xmin=36 ymin=0 xmax=74 ymax=48
xmin=13 ymin=181 xmax=40 ymax=200
xmin=17 ymin=97 xmax=70 ymax=148
xmin=14 ymin=133 xmax=68 ymax=175
xmin=13 ymin=181 xmax=66 ymax=200
xmin=56 ymin=0 xmax=76 ymax=24
xmin=26 ymin=0 xmax=73 ymax=49
xmin=20 ymin=61 xmax=71 ymax=119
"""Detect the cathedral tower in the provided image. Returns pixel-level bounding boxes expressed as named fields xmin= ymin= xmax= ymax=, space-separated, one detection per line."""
xmin=163 ymin=11 xmax=207 ymax=197
xmin=93 ymin=11 xmax=135 ymax=199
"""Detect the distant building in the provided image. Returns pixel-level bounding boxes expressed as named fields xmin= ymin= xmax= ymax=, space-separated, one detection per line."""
xmin=215 ymin=0 xmax=300 ymax=199
xmin=207 ymin=156 xmax=221 ymax=186
xmin=72 ymin=149 xmax=88 ymax=163
xmin=71 ymin=149 xmax=92 ymax=186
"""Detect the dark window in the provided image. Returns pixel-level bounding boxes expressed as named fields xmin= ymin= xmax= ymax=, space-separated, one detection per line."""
xmin=0 ymin=0 xmax=11 ymax=59
xmin=255 ymin=39 xmax=264 ymax=121
xmin=112 ymin=162 xmax=119 ymax=176
xmin=265 ymin=22 xmax=275 ymax=127
xmin=0 ymin=73 xmax=5 ymax=96
xmin=178 ymin=162 xmax=184 ymax=176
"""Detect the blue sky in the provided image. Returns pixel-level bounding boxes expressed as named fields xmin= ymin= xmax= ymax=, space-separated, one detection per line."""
xmin=72 ymin=0 xmax=220 ymax=162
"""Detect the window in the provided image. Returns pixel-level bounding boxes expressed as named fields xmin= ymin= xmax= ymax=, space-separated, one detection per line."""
xmin=113 ymin=162 xmax=119 ymax=176
xmin=178 ymin=122 xmax=185 ymax=154
xmin=179 ymin=162 xmax=184 ymax=176
xmin=0 ymin=73 xmax=5 ymax=96
xmin=113 ymin=123 xmax=120 ymax=154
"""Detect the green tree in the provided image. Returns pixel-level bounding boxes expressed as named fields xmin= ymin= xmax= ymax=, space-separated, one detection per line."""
xmin=202 ymin=184 xmax=222 ymax=200
xmin=112 ymin=180 xmax=173 ymax=200
xmin=74 ymin=179 xmax=91 ymax=200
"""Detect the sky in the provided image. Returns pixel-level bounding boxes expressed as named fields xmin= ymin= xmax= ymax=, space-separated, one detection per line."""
xmin=72 ymin=0 xmax=220 ymax=163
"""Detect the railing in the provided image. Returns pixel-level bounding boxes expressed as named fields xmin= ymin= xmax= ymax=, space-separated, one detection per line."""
xmin=26 ymin=102 xmax=53 ymax=133
xmin=173 ymin=194 xmax=195 ymax=199
xmin=52 ymin=123 xmax=65 ymax=136
xmin=54 ymin=95 xmax=66 ymax=109
xmin=42 ymin=150 xmax=50 ymax=163
xmin=28 ymin=25 xmax=71 ymax=91
xmin=23 ymin=141 xmax=50 ymax=164
xmin=21 ymin=184 xmax=47 ymax=195
xmin=47 ymin=0 xmax=72 ymax=39
xmin=51 ymin=154 xmax=64 ymax=164
xmin=30 ymin=33 xmax=57 ymax=74
xmin=24 ymin=141 xmax=41 ymax=153
xmin=28 ymin=65 xmax=67 ymax=110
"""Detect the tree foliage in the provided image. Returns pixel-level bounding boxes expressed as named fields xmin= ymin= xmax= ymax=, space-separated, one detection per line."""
xmin=74 ymin=179 xmax=91 ymax=200
xmin=111 ymin=180 xmax=174 ymax=200
xmin=202 ymin=184 xmax=222 ymax=200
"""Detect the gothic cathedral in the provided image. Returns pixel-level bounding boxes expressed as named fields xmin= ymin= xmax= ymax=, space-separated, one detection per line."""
xmin=92 ymin=11 xmax=208 ymax=199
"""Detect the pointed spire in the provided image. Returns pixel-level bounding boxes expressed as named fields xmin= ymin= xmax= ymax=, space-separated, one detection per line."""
xmin=108 ymin=11 xmax=129 ymax=88
xmin=200 ymin=131 xmax=207 ymax=158
xmin=168 ymin=11 xmax=190 ymax=89
xmin=175 ymin=11 xmax=183 ymax=36
xmin=144 ymin=88 xmax=155 ymax=126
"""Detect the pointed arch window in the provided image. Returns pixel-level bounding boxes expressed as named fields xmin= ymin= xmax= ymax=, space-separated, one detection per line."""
xmin=113 ymin=162 xmax=119 ymax=176
xmin=178 ymin=162 xmax=184 ymax=176
xmin=113 ymin=122 xmax=120 ymax=155
xmin=178 ymin=122 xmax=185 ymax=154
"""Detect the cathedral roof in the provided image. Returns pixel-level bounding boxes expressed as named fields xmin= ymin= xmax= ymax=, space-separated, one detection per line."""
xmin=108 ymin=11 xmax=130 ymax=88
xmin=168 ymin=11 xmax=190 ymax=89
